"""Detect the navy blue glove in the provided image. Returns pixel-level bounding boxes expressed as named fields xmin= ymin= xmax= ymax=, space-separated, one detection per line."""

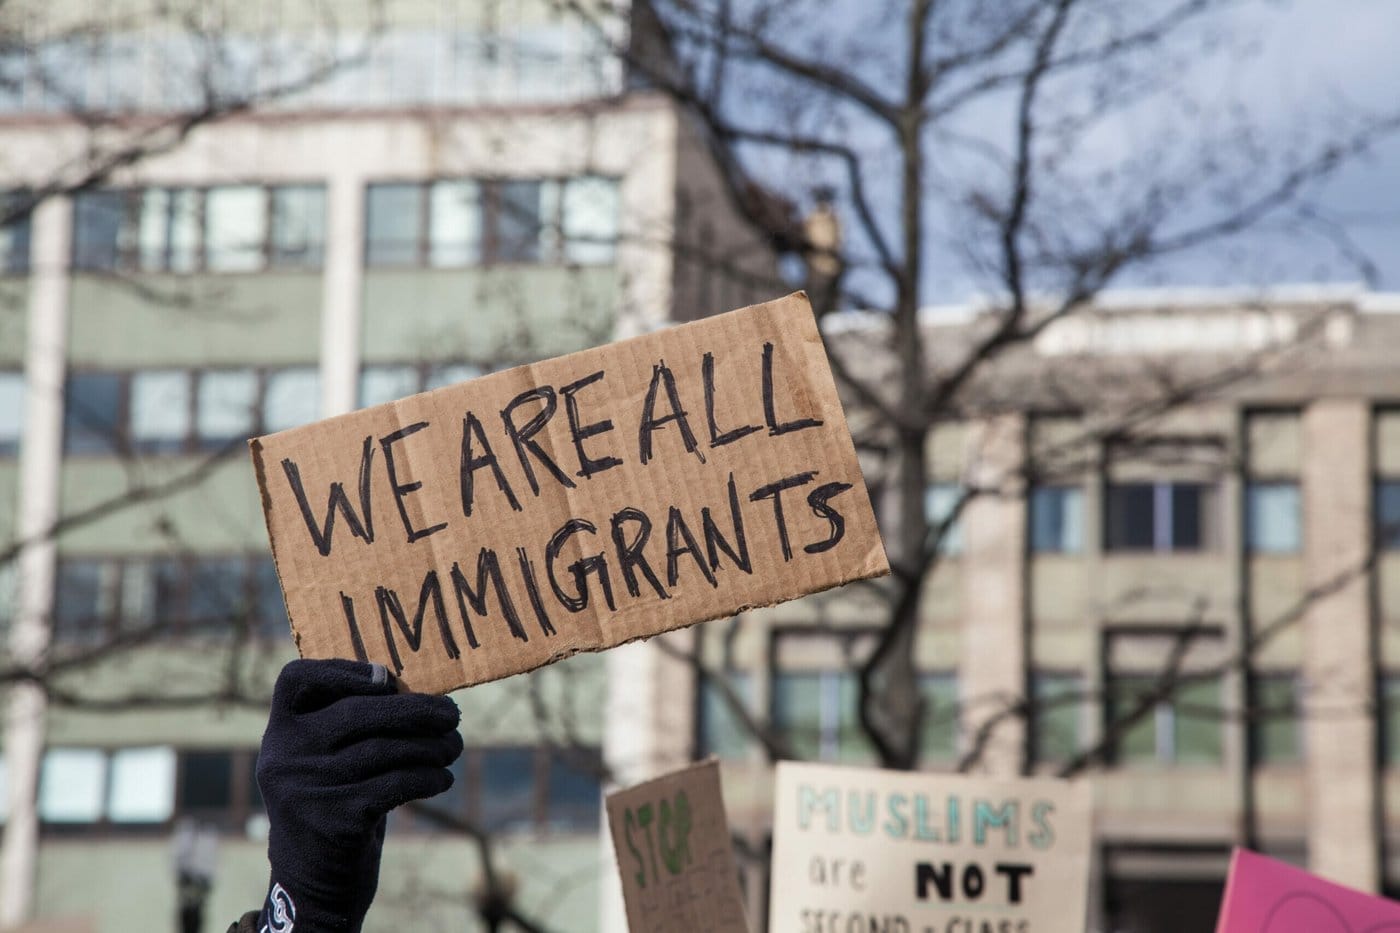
xmin=254 ymin=659 xmax=463 ymax=932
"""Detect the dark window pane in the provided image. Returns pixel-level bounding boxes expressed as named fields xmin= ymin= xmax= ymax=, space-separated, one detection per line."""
xmin=1171 ymin=484 xmax=1204 ymax=551
xmin=63 ymin=372 xmax=123 ymax=454
xmin=149 ymin=558 xmax=185 ymax=631
xmin=1106 ymin=484 xmax=1154 ymax=551
xmin=1251 ymin=674 xmax=1301 ymax=765
xmin=1032 ymin=673 xmax=1081 ymax=765
xmin=1031 ymin=486 xmax=1084 ymax=553
xmin=1378 ymin=482 xmax=1400 ymax=550
xmin=366 ymin=184 xmax=422 ymax=265
xmin=72 ymin=190 xmax=126 ymax=270
xmin=1 ymin=191 xmax=32 ymax=274
xmin=1109 ymin=676 xmax=1158 ymax=764
xmin=1174 ymin=678 xmax=1222 ymax=765
xmin=253 ymin=558 xmax=289 ymax=640
xmin=544 ymin=749 xmax=600 ymax=833
xmin=697 ymin=673 xmax=752 ymax=760
xmin=494 ymin=181 xmax=542 ymax=262
xmin=188 ymin=557 xmax=248 ymax=637
xmin=53 ymin=560 xmax=112 ymax=644
xmin=270 ymin=185 xmax=326 ymax=268
xmin=179 ymin=751 xmax=233 ymax=814
xmin=478 ymin=747 xmax=536 ymax=833
xmin=772 ymin=672 xmax=823 ymax=760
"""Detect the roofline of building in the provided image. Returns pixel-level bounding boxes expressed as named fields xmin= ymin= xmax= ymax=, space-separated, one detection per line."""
xmin=820 ymin=282 xmax=1400 ymax=335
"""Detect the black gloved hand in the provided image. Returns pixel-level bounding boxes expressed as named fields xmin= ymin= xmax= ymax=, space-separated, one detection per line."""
xmin=254 ymin=659 xmax=463 ymax=932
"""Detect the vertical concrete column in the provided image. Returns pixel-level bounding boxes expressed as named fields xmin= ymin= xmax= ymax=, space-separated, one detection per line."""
xmin=319 ymin=169 xmax=365 ymax=417
xmin=961 ymin=414 xmax=1028 ymax=776
xmin=1301 ymin=399 xmax=1378 ymax=889
xmin=1 ymin=196 xmax=72 ymax=926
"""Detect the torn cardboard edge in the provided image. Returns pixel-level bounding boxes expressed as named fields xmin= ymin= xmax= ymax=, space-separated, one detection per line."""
xmin=250 ymin=291 xmax=890 ymax=694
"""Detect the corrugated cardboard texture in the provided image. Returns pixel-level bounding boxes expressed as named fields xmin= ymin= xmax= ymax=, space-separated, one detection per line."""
xmin=606 ymin=759 xmax=749 ymax=932
xmin=768 ymin=762 xmax=1093 ymax=933
xmin=250 ymin=292 xmax=889 ymax=694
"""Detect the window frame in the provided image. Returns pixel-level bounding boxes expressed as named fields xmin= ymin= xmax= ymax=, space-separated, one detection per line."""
xmin=51 ymin=553 xmax=288 ymax=645
xmin=1104 ymin=480 xmax=1218 ymax=554
xmin=70 ymin=184 xmax=326 ymax=274
xmin=362 ymin=175 xmax=620 ymax=269
xmin=61 ymin=365 xmax=318 ymax=458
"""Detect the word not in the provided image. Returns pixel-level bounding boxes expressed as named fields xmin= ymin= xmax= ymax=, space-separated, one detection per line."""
xmin=915 ymin=862 xmax=1035 ymax=905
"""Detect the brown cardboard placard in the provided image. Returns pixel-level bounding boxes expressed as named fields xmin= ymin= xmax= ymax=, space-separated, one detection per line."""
xmin=606 ymin=759 xmax=749 ymax=932
xmin=769 ymin=762 xmax=1093 ymax=933
xmin=250 ymin=292 xmax=889 ymax=694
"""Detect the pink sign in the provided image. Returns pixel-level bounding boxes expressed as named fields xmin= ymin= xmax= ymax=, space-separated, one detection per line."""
xmin=1216 ymin=848 xmax=1400 ymax=932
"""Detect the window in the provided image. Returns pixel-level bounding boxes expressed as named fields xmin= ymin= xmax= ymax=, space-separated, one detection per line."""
xmin=63 ymin=367 xmax=318 ymax=455
xmin=697 ymin=672 xmax=753 ymax=760
xmin=773 ymin=669 xmax=869 ymax=762
xmin=561 ymin=176 xmax=619 ymax=264
xmin=136 ymin=187 xmax=199 ymax=272
xmin=52 ymin=555 xmax=287 ymax=644
xmin=205 ymin=186 xmax=267 ymax=272
xmin=479 ymin=746 xmax=538 ymax=833
xmin=428 ymin=180 xmax=481 ymax=267
xmin=0 ymin=371 xmax=22 ymax=455
xmin=129 ymin=370 xmax=192 ymax=454
xmin=1383 ymin=675 xmax=1400 ymax=767
xmin=366 ymin=184 xmax=424 ymax=265
xmin=72 ymin=185 xmax=325 ymax=272
xmin=37 ymin=746 xmax=260 ymax=835
xmin=359 ymin=364 xmax=421 ymax=408
xmin=0 ymin=190 xmax=32 ymax=274
xmin=544 ymin=748 xmax=602 ymax=832
xmin=0 ymin=754 xmax=7 ymax=824
xmin=63 ymin=372 xmax=123 ymax=454
xmin=38 ymin=749 xmax=107 ymax=824
xmin=270 ymin=186 xmax=326 ymax=268
xmin=107 ymin=747 xmax=177 ymax=823
xmin=365 ymin=176 xmax=618 ymax=267
xmin=919 ymin=672 xmax=959 ymax=762
xmin=1250 ymin=673 xmax=1302 ymax=766
xmin=1030 ymin=486 xmax=1084 ymax=553
xmin=925 ymin=483 xmax=964 ymax=555
xmin=1108 ymin=675 xmax=1222 ymax=767
xmin=1246 ymin=482 xmax=1301 ymax=554
xmin=1032 ymin=672 xmax=1083 ymax=765
xmin=1377 ymin=481 xmax=1400 ymax=550
xmin=72 ymin=190 xmax=125 ymax=270
xmin=1105 ymin=482 xmax=1215 ymax=552
xmin=263 ymin=367 xmax=320 ymax=433
xmin=197 ymin=369 xmax=259 ymax=450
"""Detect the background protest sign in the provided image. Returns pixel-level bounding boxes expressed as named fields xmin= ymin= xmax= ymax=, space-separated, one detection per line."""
xmin=1215 ymin=848 xmax=1400 ymax=932
xmin=250 ymin=292 xmax=888 ymax=694
xmin=606 ymin=759 xmax=749 ymax=932
xmin=769 ymin=761 xmax=1092 ymax=933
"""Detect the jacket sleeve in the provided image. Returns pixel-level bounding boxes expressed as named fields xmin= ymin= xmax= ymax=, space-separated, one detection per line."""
xmin=227 ymin=910 xmax=260 ymax=933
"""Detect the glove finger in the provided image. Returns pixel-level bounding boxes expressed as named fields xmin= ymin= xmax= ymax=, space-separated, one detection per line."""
xmin=273 ymin=659 xmax=397 ymax=716
xmin=304 ymin=693 xmax=460 ymax=748
xmin=351 ymin=764 xmax=457 ymax=817
xmin=333 ymin=731 xmax=465 ymax=783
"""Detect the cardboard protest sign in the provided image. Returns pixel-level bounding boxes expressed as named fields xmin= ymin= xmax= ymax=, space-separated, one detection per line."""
xmin=1215 ymin=848 xmax=1400 ymax=932
xmin=250 ymin=292 xmax=888 ymax=694
xmin=769 ymin=761 xmax=1092 ymax=933
xmin=606 ymin=759 xmax=749 ymax=932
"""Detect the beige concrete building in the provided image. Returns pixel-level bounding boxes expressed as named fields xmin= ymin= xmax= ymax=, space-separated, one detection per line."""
xmin=633 ymin=286 xmax=1400 ymax=932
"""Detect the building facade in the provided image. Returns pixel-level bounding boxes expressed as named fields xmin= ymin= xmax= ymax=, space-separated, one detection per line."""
xmin=666 ymin=287 xmax=1400 ymax=933
xmin=0 ymin=1 xmax=774 ymax=929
